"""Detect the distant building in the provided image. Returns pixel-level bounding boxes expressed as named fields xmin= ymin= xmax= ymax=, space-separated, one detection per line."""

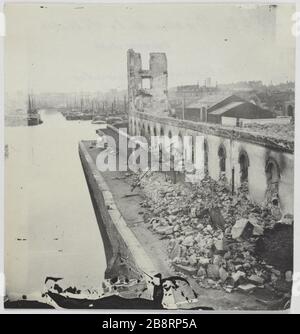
xmin=184 ymin=94 xmax=275 ymax=125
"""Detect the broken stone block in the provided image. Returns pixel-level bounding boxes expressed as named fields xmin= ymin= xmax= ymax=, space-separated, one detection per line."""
xmin=237 ymin=284 xmax=256 ymax=293
xmin=219 ymin=267 xmax=229 ymax=283
xmin=248 ymin=275 xmax=264 ymax=285
xmin=182 ymin=235 xmax=194 ymax=247
xmin=197 ymin=267 xmax=206 ymax=277
xmin=198 ymin=257 xmax=210 ymax=266
xmin=231 ymin=218 xmax=252 ymax=240
xmin=207 ymin=264 xmax=220 ymax=280
xmin=156 ymin=225 xmax=173 ymax=235
xmin=213 ymin=255 xmax=222 ymax=266
xmin=188 ymin=254 xmax=198 ymax=266
xmin=173 ymin=263 xmax=198 ymax=276
xmin=169 ymin=242 xmax=181 ymax=260
xmin=231 ymin=271 xmax=246 ymax=284
xmin=214 ymin=239 xmax=224 ymax=252
xmin=196 ymin=223 xmax=204 ymax=231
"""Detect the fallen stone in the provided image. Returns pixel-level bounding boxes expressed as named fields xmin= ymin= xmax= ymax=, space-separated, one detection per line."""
xmin=214 ymin=239 xmax=224 ymax=252
xmin=231 ymin=219 xmax=252 ymax=240
xmin=156 ymin=225 xmax=173 ymax=235
xmin=248 ymin=275 xmax=264 ymax=285
xmin=169 ymin=242 xmax=181 ymax=260
xmin=207 ymin=264 xmax=220 ymax=280
xmin=197 ymin=267 xmax=206 ymax=277
xmin=182 ymin=235 xmax=194 ymax=247
xmin=196 ymin=223 xmax=204 ymax=231
xmin=237 ymin=284 xmax=256 ymax=293
xmin=188 ymin=254 xmax=198 ymax=266
xmin=173 ymin=263 xmax=198 ymax=276
xmin=232 ymin=271 xmax=246 ymax=284
xmin=219 ymin=267 xmax=229 ymax=283
xmin=198 ymin=257 xmax=210 ymax=266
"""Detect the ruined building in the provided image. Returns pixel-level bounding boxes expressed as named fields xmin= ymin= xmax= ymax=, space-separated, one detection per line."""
xmin=127 ymin=50 xmax=294 ymax=216
xmin=127 ymin=49 xmax=169 ymax=116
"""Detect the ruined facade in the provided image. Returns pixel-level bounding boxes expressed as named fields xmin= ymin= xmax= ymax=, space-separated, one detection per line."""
xmin=127 ymin=49 xmax=169 ymax=116
xmin=127 ymin=50 xmax=294 ymax=215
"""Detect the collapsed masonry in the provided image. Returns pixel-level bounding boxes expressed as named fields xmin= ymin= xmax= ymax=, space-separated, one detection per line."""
xmin=129 ymin=170 xmax=293 ymax=303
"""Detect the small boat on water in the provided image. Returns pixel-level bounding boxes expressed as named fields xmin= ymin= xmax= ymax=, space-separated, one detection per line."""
xmin=27 ymin=94 xmax=43 ymax=126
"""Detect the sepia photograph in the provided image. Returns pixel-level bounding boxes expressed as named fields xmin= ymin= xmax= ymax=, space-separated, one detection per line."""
xmin=1 ymin=1 xmax=297 ymax=313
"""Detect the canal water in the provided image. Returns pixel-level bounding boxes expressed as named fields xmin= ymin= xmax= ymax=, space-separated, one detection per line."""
xmin=5 ymin=110 xmax=106 ymax=299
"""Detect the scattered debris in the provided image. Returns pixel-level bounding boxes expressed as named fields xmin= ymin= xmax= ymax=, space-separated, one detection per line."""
xmin=129 ymin=171 xmax=293 ymax=298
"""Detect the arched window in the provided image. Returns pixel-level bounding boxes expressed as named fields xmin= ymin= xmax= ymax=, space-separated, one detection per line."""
xmin=160 ymin=127 xmax=164 ymax=137
xmin=265 ymin=158 xmax=280 ymax=192
xmin=147 ymin=124 xmax=151 ymax=137
xmin=134 ymin=120 xmax=137 ymax=136
xmin=141 ymin=123 xmax=146 ymax=137
xmin=137 ymin=122 xmax=141 ymax=136
xmin=218 ymin=144 xmax=226 ymax=173
xmin=204 ymin=139 xmax=209 ymax=174
xmin=238 ymin=150 xmax=250 ymax=183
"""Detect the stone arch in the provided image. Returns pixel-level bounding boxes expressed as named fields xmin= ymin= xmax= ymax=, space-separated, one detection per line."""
xmin=265 ymin=158 xmax=280 ymax=201
xmin=238 ymin=149 xmax=250 ymax=183
xmin=218 ymin=143 xmax=226 ymax=173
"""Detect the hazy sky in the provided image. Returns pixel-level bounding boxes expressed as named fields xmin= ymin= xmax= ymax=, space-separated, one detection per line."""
xmin=5 ymin=3 xmax=296 ymax=94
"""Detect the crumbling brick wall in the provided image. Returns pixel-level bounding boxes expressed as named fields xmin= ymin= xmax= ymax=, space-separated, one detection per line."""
xmin=127 ymin=49 xmax=168 ymax=116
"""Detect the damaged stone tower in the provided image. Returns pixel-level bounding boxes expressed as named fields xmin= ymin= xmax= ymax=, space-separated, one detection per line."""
xmin=127 ymin=49 xmax=169 ymax=116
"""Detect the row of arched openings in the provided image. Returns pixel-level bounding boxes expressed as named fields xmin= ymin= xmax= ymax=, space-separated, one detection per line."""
xmin=130 ymin=119 xmax=280 ymax=189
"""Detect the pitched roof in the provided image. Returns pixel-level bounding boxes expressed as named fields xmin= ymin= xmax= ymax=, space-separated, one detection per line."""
xmin=209 ymin=101 xmax=275 ymax=119
xmin=209 ymin=102 xmax=244 ymax=115
xmin=186 ymin=94 xmax=231 ymax=109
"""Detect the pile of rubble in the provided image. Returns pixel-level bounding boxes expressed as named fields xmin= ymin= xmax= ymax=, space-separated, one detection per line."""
xmin=131 ymin=172 xmax=293 ymax=297
xmin=242 ymin=122 xmax=294 ymax=142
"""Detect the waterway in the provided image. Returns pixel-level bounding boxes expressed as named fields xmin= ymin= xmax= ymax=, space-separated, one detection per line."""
xmin=5 ymin=109 xmax=106 ymax=299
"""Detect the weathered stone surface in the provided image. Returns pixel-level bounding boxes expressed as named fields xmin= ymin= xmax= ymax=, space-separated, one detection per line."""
xmin=214 ymin=239 xmax=224 ymax=252
xmin=182 ymin=235 xmax=194 ymax=247
xmin=197 ymin=267 xmax=206 ymax=277
xmin=231 ymin=219 xmax=251 ymax=239
xmin=169 ymin=242 xmax=181 ymax=260
xmin=248 ymin=275 xmax=264 ymax=285
xmin=219 ymin=267 xmax=229 ymax=283
xmin=198 ymin=257 xmax=210 ymax=266
xmin=232 ymin=271 xmax=246 ymax=284
xmin=207 ymin=264 xmax=220 ymax=280
xmin=156 ymin=225 xmax=173 ymax=235
xmin=237 ymin=284 xmax=256 ymax=293
xmin=173 ymin=263 xmax=198 ymax=275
